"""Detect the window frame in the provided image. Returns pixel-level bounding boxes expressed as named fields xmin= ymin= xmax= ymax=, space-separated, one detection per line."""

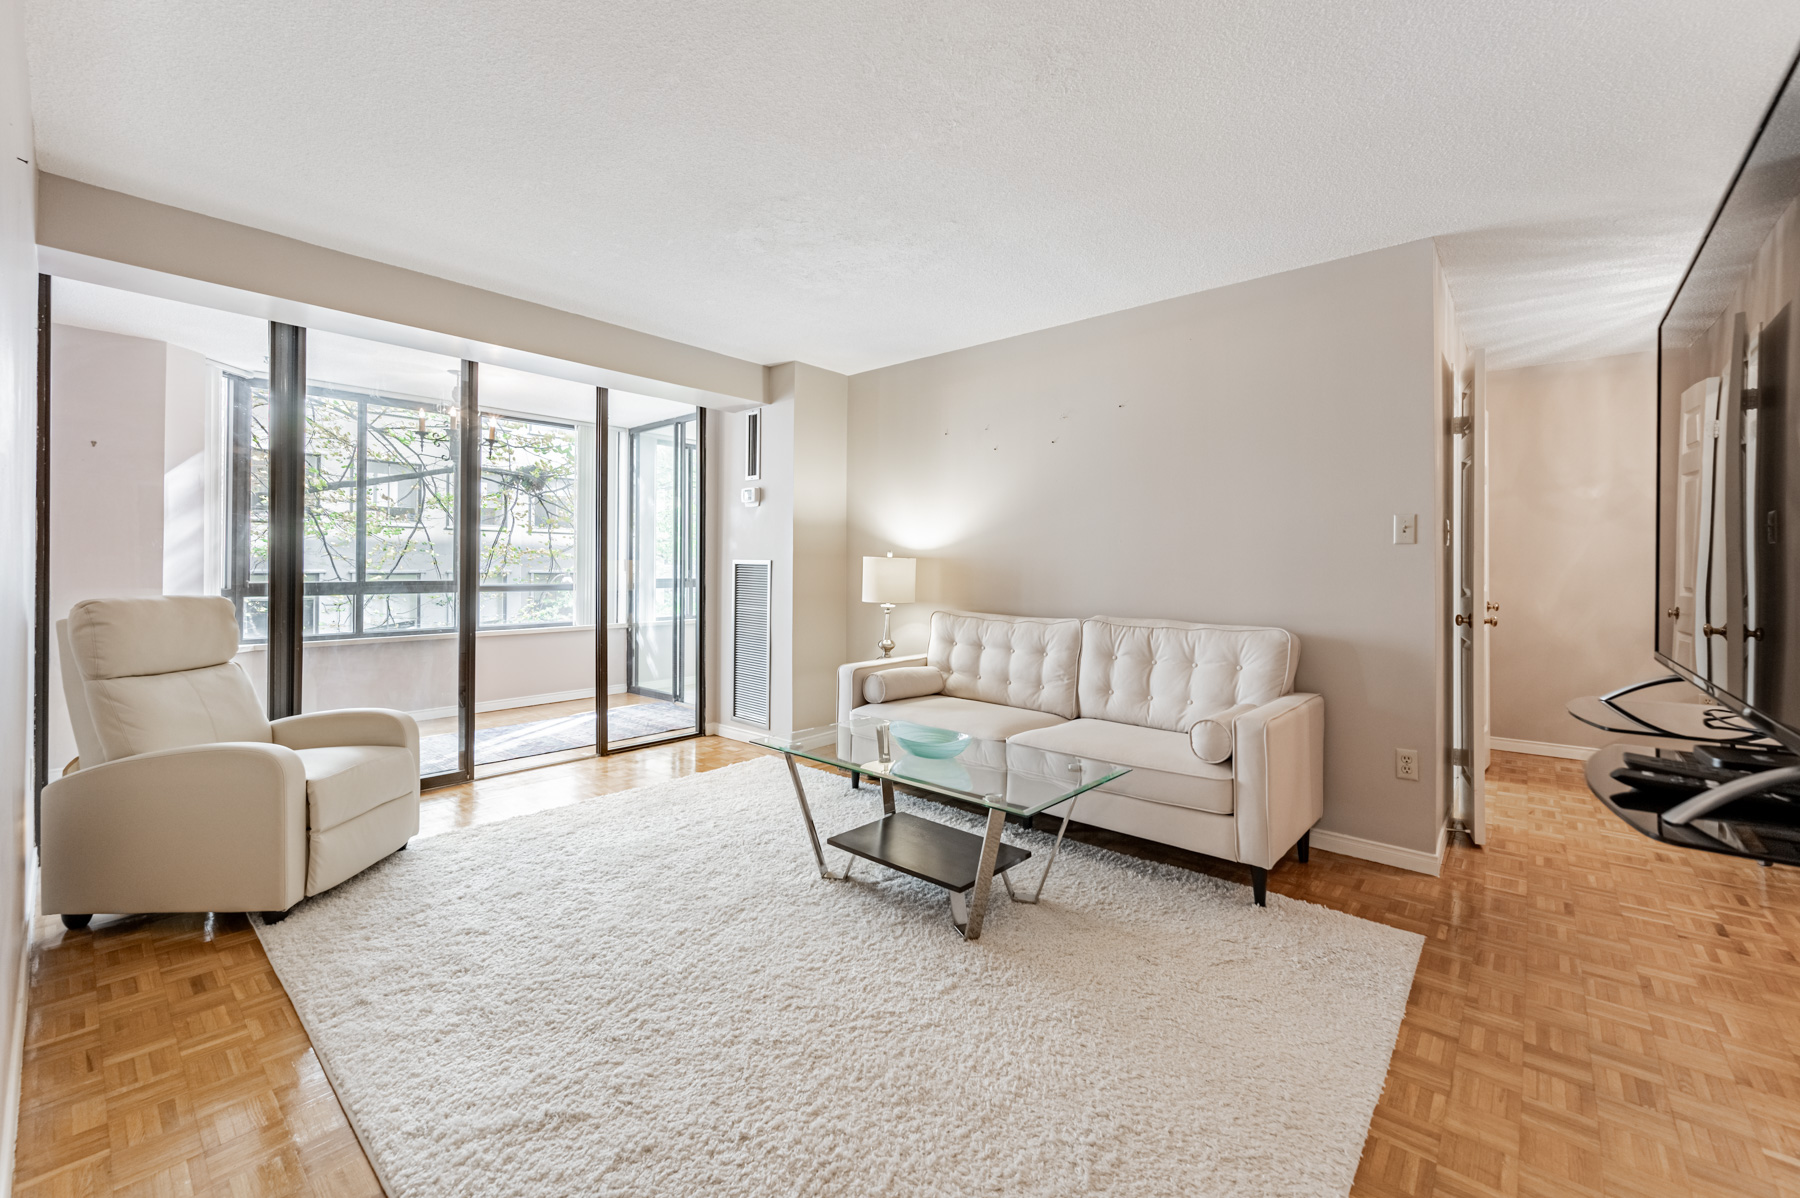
xmin=224 ymin=375 xmax=586 ymax=641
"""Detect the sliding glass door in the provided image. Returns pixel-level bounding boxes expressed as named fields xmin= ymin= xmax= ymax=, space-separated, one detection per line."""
xmin=607 ymin=407 xmax=703 ymax=749
xmin=470 ymin=365 xmax=602 ymax=772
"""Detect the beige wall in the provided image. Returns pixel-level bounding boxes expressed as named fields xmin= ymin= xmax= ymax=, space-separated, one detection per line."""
xmin=1487 ymin=352 xmax=1662 ymax=748
xmin=708 ymin=362 xmax=849 ymax=735
xmin=846 ymin=240 xmax=1449 ymax=855
xmin=0 ymin=0 xmax=33 ymax=1176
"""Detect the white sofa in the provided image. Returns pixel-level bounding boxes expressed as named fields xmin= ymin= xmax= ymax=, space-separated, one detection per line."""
xmin=838 ymin=610 xmax=1324 ymax=904
xmin=41 ymin=596 xmax=422 ymax=927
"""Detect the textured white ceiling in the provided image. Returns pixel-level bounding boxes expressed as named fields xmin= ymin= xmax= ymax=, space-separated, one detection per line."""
xmin=23 ymin=1 xmax=1800 ymax=374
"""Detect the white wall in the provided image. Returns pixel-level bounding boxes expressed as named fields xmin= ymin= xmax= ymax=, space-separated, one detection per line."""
xmin=845 ymin=241 xmax=1448 ymax=855
xmin=38 ymin=174 xmax=765 ymax=408
xmin=46 ymin=324 xmax=166 ymax=769
xmin=161 ymin=343 xmax=207 ymax=595
xmin=0 ymin=0 xmax=34 ymax=1180
xmin=1488 ymin=352 xmax=1665 ymax=748
xmin=239 ymin=625 xmax=621 ymax=719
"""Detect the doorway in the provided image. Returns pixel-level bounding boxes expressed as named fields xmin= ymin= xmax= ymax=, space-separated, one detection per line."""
xmin=1449 ymin=348 xmax=1490 ymax=845
xmin=613 ymin=411 xmax=703 ymax=747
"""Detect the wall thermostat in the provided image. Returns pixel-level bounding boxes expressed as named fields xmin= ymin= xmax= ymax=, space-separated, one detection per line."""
xmin=741 ymin=487 xmax=761 ymax=508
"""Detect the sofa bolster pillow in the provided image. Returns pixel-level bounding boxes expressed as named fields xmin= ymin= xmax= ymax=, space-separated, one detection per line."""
xmin=1188 ymin=703 xmax=1257 ymax=764
xmin=863 ymin=666 xmax=947 ymax=705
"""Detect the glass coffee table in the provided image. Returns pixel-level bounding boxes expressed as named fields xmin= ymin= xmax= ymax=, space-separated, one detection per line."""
xmin=754 ymin=717 xmax=1129 ymax=940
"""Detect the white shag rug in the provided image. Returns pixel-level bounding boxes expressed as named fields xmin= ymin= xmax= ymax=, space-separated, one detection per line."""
xmin=255 ymin=757 xmax=1422 ymax=1198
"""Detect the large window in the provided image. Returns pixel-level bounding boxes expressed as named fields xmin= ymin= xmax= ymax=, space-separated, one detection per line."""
xmin=479 ymin=413 xmax=582 ymax=628
xmin=226 ymin=378 xmax=591 ymax=638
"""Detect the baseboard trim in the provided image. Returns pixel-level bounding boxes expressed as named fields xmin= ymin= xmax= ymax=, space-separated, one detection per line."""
xmin=1308 ymin=827 xmax=1444 ymax=877
xmin=410 ymin=685 xmax=628 ymax=721
xmin=1490 ymin=737 xmax=1597 ymax=761
xmin=1 ymin=848 xmax=39 ymax=1194
xmin=708 ymin=721 xmax=769 ymax=745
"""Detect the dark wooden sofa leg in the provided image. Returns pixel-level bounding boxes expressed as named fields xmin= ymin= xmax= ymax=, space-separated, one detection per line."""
xmin=850 ymin=771 xmax=861 ymax=790
xmin=1251 ymin=867 xmax=1267 ymax=907
xmin=1297 ymin=830 xmax=1310 ymax=864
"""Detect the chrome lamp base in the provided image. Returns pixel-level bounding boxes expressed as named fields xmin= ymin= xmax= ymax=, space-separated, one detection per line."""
xmin=876 ymin=602 xmax=896 ymax=658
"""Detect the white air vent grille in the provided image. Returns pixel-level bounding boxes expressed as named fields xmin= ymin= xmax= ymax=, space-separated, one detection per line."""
xmin=732 ymin=560 xmax=772 ymax=727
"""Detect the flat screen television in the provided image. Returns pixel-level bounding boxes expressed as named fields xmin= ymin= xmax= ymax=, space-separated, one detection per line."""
xmin=1658 ymin=50 xmax=1800 ymax=754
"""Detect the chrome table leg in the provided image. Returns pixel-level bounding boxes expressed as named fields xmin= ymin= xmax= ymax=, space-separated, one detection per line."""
xmin=879 ymin=776 xmax=896 ymax=816
xmin=784 ymin=753 xmax=849 ymax=881
xmin=1012 ymin=795 xmax=1080 ymax=906
xmin=951 ymin=808 xmax=1008 ymax=941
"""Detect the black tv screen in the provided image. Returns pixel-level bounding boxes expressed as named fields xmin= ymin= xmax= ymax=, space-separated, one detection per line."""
xmin=1658 ymin=52 xmax=1800 ymax=749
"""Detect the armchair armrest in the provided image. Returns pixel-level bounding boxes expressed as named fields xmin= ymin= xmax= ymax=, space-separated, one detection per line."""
xmin=1232 ymin=693 xmax=1324 ymax=870
xmin=273 ymin=708 xmax=420 ymax=770
xmin=40 ymin=742 xmax=308 ymax=916
xmin=837 ymin=655 xmax=927 ymax=722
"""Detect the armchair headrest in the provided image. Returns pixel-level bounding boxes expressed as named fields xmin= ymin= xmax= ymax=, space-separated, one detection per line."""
xmin=67 ymin=596 xmax=242 ymax=680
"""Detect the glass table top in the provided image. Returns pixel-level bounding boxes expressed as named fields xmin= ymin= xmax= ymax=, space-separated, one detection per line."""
xmin=754 ymin=716 xmax=1130 ymax=818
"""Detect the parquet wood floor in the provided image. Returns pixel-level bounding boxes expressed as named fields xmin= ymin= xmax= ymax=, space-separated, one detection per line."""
xmin=13 ymin=745 xmax=1800 ymax=1196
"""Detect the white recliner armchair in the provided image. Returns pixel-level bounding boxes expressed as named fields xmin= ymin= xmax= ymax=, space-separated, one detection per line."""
xmin=41 ymin=596 xmax=421 ymax=928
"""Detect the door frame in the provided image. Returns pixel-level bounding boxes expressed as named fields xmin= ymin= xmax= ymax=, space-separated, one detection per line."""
xmin=607 ymin=408 xmax=706 ymax=753
xmin=1446 ymin=347 xmax=1490 ymax=847
xmin=623 ymin=414 xmax=702 ymax=705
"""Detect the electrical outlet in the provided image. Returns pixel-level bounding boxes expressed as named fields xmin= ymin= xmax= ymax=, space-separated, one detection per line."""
xmin=1393 ymin=514 xmax=1417 ymax=544
xmin=1395 ymin=748 xmax=1420 ymax=781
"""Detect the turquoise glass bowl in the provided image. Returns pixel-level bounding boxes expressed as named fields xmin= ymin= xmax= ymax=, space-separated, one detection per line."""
xmin=890 ymin=721 xmax=971 ymax=760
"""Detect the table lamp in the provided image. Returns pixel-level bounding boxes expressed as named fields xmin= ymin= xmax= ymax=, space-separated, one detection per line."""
xmin=862 ymin=552 xmax=916 ymax=658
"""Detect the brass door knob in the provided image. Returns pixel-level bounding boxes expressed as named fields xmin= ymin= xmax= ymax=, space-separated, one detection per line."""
xmin=1666 ymin=606 xmax=1681 ymax=619
xmin=1704 ymin=624 xmax=1729 ymax=638
xmin=1484 ymin=616 xmax=1498 ymax=627
xmin=1487 ymin=601 xmax=1500 ymax=612
xmin=1455 ymin=613 xmax=1471 ymax=626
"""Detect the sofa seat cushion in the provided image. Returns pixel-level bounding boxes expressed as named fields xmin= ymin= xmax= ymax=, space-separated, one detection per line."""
xmin=857 ymin=695 xmax=1066 ymax=743
xmin=1008 ymin=719 xmax=1234 ymax=815
xmin=293 ymin=745 xmax=418 ymax=832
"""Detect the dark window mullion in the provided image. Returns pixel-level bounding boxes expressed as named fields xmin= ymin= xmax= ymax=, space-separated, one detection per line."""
xmin=596 ymin=387 xmax=610 ymax=757
xmin=266 ymin=323 xmax=306 ymax=719
xmin=353 ymin=395 xmax=367 ymax=638
xmin=457 ymin=361 xmax=480 ymax=778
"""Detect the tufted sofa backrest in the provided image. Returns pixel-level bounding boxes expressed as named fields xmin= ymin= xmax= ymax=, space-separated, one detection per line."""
xmin=1078 ymin=617 xmax=1300 ymax=732
xmin=926 ymin=610 xmax=1083 ymax=719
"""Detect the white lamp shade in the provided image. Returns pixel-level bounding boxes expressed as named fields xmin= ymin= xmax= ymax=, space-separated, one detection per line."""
xmin=862 ymin=555 xmax=916 ymax=604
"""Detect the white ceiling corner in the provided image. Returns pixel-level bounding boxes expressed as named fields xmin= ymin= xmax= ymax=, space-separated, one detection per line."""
xmin=24 ymin=1 xmax=1800 ymax=375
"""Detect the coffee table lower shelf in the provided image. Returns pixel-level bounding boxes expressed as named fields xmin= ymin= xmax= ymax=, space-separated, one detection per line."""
xmin=826 ymin=811 xmax=1033 ymax=892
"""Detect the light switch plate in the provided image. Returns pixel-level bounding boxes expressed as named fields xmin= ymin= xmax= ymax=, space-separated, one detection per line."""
xmin=741 ymin=486 xmax=761 ymax=507
xmin=1393 ymin=514 xmax=1417 ymax=544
